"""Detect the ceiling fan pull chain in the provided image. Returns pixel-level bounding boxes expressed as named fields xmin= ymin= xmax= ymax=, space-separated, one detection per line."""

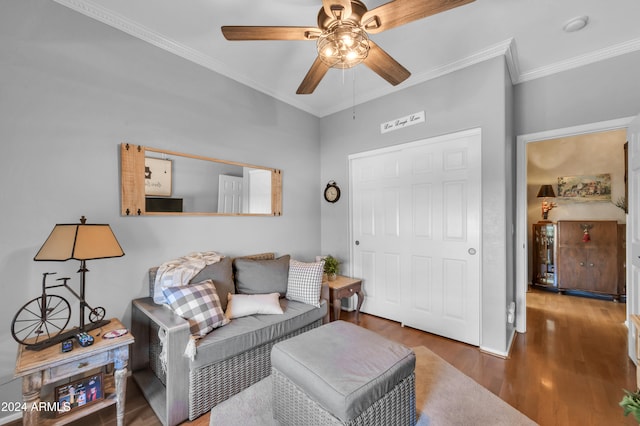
xmin=352 ymin=67 xmax=357 ymax=120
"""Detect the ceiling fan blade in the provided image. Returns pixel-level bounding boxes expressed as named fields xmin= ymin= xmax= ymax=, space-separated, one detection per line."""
xmin=362 ymin=0 xmax=475 ymax=34
xmin=222 ymin=26 xmax=321 ymax=41
xmin=322 ymin=0 xmax=352 ymax=20
xmin=363 ymin=40 xmax=411 ymax=86
xmin=296 ymin=57 xmax=331 ymax=94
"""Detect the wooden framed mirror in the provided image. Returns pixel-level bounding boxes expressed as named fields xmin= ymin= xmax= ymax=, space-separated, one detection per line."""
xmin=120 ymin=143 xmax=282 ymax=216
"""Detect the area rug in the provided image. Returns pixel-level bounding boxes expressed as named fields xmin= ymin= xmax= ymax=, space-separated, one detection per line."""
xmin=209 ymin=345 xmax=537 ymax=426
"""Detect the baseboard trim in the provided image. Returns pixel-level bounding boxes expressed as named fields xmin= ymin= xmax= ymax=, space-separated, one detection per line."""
xmin=480 ymin=346 xmax=509 ymax=359
xmin=0 ymin=412 xmax=22 ymax=425
xmin=480 ymin=329 xmax=517 ymax=359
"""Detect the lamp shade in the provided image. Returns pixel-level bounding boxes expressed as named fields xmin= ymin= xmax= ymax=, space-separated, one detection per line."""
xmin=536 ymin=185 xmax=556 ymax=198
xmin=34 ymin=222 xmax=124 ymax=261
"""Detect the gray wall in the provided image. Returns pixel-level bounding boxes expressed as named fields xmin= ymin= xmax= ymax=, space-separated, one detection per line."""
xmin=0 ymin=0 xmax=320 ymax=415
xmin=4 ymin=0 xmax=640 ymax=421
xmin=515 ymin=50 xmax=640 ymax=135
xmin=504 ymin=61 xmax=517 ymax=344
xmin=319 ymin=57 xmax=513 ymax=355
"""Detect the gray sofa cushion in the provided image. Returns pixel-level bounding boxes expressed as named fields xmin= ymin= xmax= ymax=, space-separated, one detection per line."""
xmin=233 ymin=255 xmax=290 ymax=296
xmin=190 ymin=257 xmax=234 ymax=311
xmin=271 ymin=320 xmax=415 ymax=422
xmin=191 ymin=298 xmax=327 ymax=369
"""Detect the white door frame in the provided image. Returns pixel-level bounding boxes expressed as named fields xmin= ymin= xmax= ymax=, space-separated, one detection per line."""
xmin=626 ymin=114 xmax=640 ymax=362
xmin=515 ymin=117 xmax=634 ymax=333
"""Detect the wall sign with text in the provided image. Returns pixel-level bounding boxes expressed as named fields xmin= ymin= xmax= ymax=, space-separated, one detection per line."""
xmin=145 ymin=157 xmax=172 ymax=196
xmin=380 ymin=111 xmax=425 ymax=134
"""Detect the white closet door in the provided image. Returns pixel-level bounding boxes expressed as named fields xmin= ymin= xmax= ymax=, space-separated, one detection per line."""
xmin=217 ymin=175 xmax=243 ymax=214
xmin=350 ymin=129 xmax=481 ymax=345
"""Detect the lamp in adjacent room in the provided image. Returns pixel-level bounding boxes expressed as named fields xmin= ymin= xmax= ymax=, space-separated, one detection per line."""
xmin=537 ymin=185 xmax=557 ymax=221
xmin=34 ymin=216 xmax=124 ymax=332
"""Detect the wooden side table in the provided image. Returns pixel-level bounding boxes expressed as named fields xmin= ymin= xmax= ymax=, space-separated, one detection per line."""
xmin=327 ymin=276 xmax=364 ymax=323
xmin=14 ymin=318 xmax=134 ymax=426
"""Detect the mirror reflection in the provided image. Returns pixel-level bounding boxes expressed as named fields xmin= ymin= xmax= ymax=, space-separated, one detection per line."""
xmin=120 ymin=144 xmax=281 ymax=216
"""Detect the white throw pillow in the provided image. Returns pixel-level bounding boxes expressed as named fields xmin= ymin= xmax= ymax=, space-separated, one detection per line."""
xmin=225 ymin=292 xmax=284 ymax=319
xmin=286 ymin=259 xmax=324 ymax=307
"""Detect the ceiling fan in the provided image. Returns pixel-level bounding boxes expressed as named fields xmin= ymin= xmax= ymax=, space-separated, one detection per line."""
xmin=221 ymin=0 xmax=475 ymax=94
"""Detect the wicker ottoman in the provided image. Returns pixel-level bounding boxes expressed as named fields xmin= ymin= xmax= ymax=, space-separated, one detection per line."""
xmin=271 ymin=320 xmax=416 ymax=425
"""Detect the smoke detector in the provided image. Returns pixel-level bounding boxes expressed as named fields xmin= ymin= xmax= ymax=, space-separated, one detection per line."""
xmin=563 ymin=16 xmax=589 ymax=33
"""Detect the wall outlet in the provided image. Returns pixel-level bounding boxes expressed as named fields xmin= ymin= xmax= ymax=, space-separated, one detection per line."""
xmin=507 ymin=302 xmax=516 ymax=324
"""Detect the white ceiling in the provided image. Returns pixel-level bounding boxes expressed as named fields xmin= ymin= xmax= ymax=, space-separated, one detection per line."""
xmin=54 ymin=0 xmax=640 ymax=117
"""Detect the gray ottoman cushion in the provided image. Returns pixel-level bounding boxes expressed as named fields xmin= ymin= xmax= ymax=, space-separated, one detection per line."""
xmin=271 ymin=320 xmax=415 ymax=422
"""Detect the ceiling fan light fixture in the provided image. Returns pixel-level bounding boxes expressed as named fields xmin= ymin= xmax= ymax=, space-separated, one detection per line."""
xmin=317 ymin=22 xmax=369 ymax=69
xmin=223 ymin=0 xmax=476 ymax=94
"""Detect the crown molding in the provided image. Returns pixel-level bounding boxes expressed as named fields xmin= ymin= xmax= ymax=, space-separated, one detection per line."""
xmin=412 ymin=38 xmax=517 ymax=85
xmin=517 ymin=37 xmax=640 ymax=83
xmin=51 ymin=0 xmax=319 ymax=116
xmin=51 ymin=0 xmax=640 ymax=116
xmin=503 ymin=38 xmax=521 ymax=84
xmin=317 ymin=38 xmax=518 ymax=117
xmin=53 ymin=0 xmax=521 ymax=117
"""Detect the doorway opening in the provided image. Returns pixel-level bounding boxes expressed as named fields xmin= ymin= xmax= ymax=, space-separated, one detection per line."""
xmin=515 ymin=117 xmax=634 ymax=333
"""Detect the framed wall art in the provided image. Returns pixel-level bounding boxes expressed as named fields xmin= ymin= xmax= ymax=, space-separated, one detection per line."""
xmin=54 ymin=373 xmax=103 ymax=415
xmin=145 ymin=157 xmax=172 ymax=196
xmin=557 ymin=174 xmax=612 ymax=202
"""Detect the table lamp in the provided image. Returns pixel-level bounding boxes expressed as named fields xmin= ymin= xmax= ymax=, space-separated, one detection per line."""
xmin=537 ymin=185 xmax=557 ymax=221
xmin=34 ymin=216 xmax=124 ymax=332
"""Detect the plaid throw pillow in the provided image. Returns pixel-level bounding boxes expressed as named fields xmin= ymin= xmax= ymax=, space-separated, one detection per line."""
xmin=163 ymin=280 xmax=229 ymax=337
xmin=286 ymin=259 xmax=324 ymax=307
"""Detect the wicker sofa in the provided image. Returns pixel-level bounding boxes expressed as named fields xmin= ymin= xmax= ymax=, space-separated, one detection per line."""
xmin=130 ymin=253 xmax=329 ymax=426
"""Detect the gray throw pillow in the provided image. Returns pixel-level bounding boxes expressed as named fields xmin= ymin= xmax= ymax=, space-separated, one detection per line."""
xmin=233 ymin=255 xmax=291 ymax=296
xmin=189 ymin=257 xmax=234 ymax=311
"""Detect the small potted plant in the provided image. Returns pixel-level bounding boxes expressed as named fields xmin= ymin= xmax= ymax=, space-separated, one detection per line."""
xmin=620 ymin=388 xmax=640 ymax=423
xmin=323 ymin=255 xmax=340 ymax=281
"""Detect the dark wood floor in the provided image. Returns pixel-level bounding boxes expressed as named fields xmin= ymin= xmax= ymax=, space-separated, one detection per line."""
xmin=11 ymin=288 xmax=637 ymax=425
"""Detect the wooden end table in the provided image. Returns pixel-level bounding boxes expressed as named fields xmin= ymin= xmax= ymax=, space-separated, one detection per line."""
xmin=14 ymin=318 xmax=134 ymax=426
xmin=328 ymin=276 xmax=364 ymax=323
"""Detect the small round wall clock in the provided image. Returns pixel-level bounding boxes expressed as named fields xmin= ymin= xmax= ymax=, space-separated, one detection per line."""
xmin=324 ymin=181 xmax=341 ymax=203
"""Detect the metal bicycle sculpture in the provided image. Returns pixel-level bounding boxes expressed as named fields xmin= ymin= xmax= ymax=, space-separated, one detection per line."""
xmin=11 ymin=272 xmax=107 ymax=350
